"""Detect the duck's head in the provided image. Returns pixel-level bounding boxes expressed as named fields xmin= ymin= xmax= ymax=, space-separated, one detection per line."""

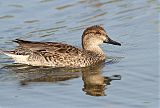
xmin=82 ymin=25 xmax=121 ymax=54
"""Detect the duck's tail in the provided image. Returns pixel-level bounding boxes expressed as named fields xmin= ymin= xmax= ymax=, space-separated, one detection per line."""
xmin=0 ymin=49 xmax=15 ymax=54
xmin=12 ymin=39 xmax=32 ymax=45
xmin=1 ymin=50 xmax=29 ymax=64
xmin=0 ymin=50 xmax=17 ymax=58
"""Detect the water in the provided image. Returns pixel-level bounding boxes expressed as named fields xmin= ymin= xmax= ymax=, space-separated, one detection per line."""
xmin=0 ymin=0 xmax=159 ymax=108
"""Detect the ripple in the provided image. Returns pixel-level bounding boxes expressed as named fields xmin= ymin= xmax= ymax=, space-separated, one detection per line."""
xmin=92 ymin=12 xmax=107 ymax=19
xmin=8 ymin=4 xmax=23 ymax=8
xmin=24 ymin=20 xmax=39 ymax=24
xmin=105 ymin=56 xmax=124 ymax=65
xmin=55 ymin=20 xmax=65 ymax=24
xmin=116 ymin=6 xmax=148 ymax=15
xmin=0 ymin=15 xmax=14 ymax=19
xmin=25 ymin=25 xmax=67 ymax=38
xmin=56 ymin=4 xmax=74 ymax=10
xmin=79 ymin=0 xmax=122 ymax=7
xmin=40 ymin=0 xmax=54 ymax=3
xmin=29 ymin=26 xmax=66 ymax=34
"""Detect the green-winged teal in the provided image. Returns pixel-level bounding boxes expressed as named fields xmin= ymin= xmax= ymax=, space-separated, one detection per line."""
xmin=1 ymin=25 xmax=121 ymax=68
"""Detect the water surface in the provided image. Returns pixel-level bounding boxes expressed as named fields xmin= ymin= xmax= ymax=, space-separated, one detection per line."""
xmin=0 ymin=0 xmax=159 ymax=108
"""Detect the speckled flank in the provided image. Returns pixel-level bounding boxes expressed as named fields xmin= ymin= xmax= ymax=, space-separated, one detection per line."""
xmin=2 ymin=25 xmax=121 ymax=68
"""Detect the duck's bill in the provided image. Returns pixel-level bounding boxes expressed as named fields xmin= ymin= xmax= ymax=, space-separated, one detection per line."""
xmin=104 ymin=37 xmax=121 ymax=46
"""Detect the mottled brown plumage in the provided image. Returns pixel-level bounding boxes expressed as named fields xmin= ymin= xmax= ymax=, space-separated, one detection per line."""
xmin=2 ymin=25 xmax=121 ymax=68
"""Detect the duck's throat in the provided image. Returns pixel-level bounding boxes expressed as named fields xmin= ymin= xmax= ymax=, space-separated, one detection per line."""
xmin=84 ymin=46 xmax=105 ymax=55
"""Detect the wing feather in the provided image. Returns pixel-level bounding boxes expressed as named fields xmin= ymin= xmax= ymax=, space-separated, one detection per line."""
xmin=13 ymin=39 xmax=83 ymax=56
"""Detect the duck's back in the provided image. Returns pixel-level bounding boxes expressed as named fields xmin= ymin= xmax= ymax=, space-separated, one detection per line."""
xmin=5 ymin=39 xmax=105 ymax=68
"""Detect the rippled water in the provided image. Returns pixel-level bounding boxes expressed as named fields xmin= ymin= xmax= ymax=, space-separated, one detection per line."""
xmin=0 ymin=0 xmax=159 ymax=108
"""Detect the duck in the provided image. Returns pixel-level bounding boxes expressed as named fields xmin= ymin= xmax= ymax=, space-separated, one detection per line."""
xmin=1 ymin=25 xmax=121 ymax=68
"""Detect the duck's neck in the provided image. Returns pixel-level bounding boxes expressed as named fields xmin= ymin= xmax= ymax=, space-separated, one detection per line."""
xmin=83 ymin=45 xmax=105 ymax=55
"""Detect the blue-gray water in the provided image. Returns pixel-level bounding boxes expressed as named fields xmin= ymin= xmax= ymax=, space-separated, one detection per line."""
xmin=0 ymin=0 xmax=159 ymax=108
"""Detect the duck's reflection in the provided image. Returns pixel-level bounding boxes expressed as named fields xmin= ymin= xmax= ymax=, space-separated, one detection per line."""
xmin=81 ymin=63 xmax=121 ymax=96
xmin=2 ymin=62 xmax=121 ymax=96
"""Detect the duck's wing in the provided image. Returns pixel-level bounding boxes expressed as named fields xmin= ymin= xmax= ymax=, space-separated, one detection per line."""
xmin=13 ymin=39 xmax=63 ymax=50
xmin=13 ymin=39 xmax=82 ymax=56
